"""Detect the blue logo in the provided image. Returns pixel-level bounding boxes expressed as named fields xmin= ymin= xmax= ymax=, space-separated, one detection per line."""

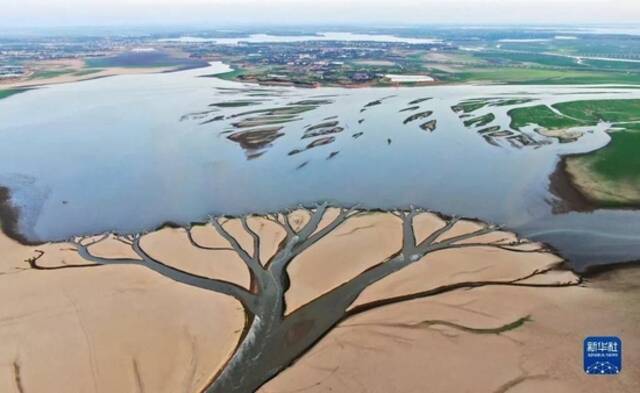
xmin=584 ymin=336 xmax=622 ymax=375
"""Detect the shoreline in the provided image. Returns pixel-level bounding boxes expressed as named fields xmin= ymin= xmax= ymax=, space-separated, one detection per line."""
xmin=2 ymin=186 xmax=639 ymax=275
xmin=549 ymin=153 xmax=640 ymax=212
xmin=548 ymin=157 xmax=597 ymax=214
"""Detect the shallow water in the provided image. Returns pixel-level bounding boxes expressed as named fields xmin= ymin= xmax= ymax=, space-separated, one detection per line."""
xmin=1 ymin=62 xmax=639 ymax=270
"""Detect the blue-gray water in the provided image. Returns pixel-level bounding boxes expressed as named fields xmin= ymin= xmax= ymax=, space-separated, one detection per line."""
xmin=1 ymin=63 xmax=639 ymax=271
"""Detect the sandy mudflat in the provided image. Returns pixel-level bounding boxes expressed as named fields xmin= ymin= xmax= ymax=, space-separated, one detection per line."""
xmin=0 ymin=210 xmax=638 ymax=392
xmin=0 ymin=228 xmax=244 ymax=393
xmin=264 ymin=280 xmax=640 ymax=393
xmin=0 ymin=58 xmax=174 ymax=90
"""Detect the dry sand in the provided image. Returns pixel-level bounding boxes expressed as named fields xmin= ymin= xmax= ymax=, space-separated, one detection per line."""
xmin=0 ymin=228 xmax=244 ymax=393
xmin=0 ymin=210 xmax=638 ymax=392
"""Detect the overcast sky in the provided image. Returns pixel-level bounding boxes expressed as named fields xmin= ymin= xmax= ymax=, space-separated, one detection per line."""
xmin=4 ymin=0 xmax=640 ymax=27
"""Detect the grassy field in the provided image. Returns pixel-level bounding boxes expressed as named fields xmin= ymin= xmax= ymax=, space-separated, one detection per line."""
xmin=553 ymin=100 xmax=640 ymax=123
xmin=509 ymin=105 xmax=585 ymax=130
xmin=464 ymin=113 xmax=495 ymax=128
xmin=474 ymin=51 xmax=581 ymax=68
xmin=436 ymin=67 xmax=640 ymax=85
xmin=207 ymin=69 xmax=247 ymax=80
xmin=581 ymin=130 xmax=640 ymax=182
xmin=0 ymin=89 xmax=27 ymax=100
xmin=512 ymin=99 xmax=640 ymax=205
xmin=567 ymin=126 xmax=640 ymax=206
xmin=30 ymin=70 xmax=74 ymax=79
xmin=72 ymin=69 xmax=103 ymax=77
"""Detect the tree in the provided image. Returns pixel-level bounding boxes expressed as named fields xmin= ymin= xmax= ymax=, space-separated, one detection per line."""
xmin=25 ymin=204 xmax=581 ymax=393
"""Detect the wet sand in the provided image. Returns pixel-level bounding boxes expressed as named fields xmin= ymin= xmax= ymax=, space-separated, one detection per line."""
xmin=548 ymin=159 xmax=597 ymax=213
xmin=1 ymin=209 xmax=638 ymax=392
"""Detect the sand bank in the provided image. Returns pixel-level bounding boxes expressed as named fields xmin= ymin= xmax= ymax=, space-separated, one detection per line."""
xmin=0 ymin=209 xmax=637 ymax=392
xmin=0 ymin=58 xmax=175 ymax=90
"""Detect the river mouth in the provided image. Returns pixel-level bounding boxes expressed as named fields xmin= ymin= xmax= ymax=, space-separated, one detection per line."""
xmin=1 ymin=62 xmax=640 ymax=271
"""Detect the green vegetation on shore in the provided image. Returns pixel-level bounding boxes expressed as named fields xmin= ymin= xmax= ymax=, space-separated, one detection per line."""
xmin=209 ymin=69 xmax=247 ymax=81
xmin=554 ymin=100 xmax=640 ymax=124
xmin=464 ymin=113 xmax=495 ymax=128
xmin=509 ymin=99 xmax=640 ymax=206
xmin=582 ymin=130 xmax=640 ymax=182
xmin=453 ymin=100 xmax=489 ymax=113
xmin=509 ymin=105 xmax=585 ymax=130
xmin=0 ymin=89 xmax=27 ymax=100
xmin=567 ymin=126 xmax=640 ymax=207
xmin=72 ymin=69 xmax=103 ymax=77
xmin=435 ymin=67 xmax=640 ymax=85
xmin=30 ymin=70 xmax=73 ymax=79
xmin=510 ymin=100 xmax=640 ymax=131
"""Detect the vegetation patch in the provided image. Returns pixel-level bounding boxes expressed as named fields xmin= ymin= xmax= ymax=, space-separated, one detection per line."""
xmin=0 ymin=89 xmax=28 ymax=100
xmin=464 ymin=113 xmax=496 ymax=128
xmin=525 ymin=99 xmax=640 ymax=206
xmin=452 ymin=100 xmax=489 ymax=114
xmin=438 ymin=67 xmax=640 ymax=85
xmin=583 ymin=130 xmax=640 ymax=182
xmin=30 ymin=70 xmax=74 ymax=79
xmin=553 ymin=99 xmax=640 ymax=124
xmin=509 ymin=105 xmax=584 ymax=130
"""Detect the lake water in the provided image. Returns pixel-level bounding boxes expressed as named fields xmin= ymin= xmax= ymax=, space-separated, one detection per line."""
xmin=1 ymin=62 xmax=639 ymax=271
xmin=159 ymin=32 xmax=442 ymax=44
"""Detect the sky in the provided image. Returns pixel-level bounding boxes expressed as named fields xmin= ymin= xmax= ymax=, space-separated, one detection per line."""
xmin=4 ymin=0 xmax=640 ymax=27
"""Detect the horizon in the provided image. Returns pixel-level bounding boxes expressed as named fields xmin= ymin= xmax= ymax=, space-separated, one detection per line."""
xmin=4 ymin=0 xmax=640 ymax=28
xmin=3 ymin=22 xmax=640 ymax=38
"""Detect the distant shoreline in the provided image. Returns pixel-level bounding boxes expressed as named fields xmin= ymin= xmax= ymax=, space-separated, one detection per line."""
xmin=0 ymin=57 xmax=210 ymax=91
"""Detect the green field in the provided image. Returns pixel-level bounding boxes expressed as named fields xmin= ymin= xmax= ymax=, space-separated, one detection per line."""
xmin=510 ymin=99 xmax=640 ymax=205
xmin=72 ymin=69 xmax=103 ymax=77
xmin=553 ymin=100 xmax=640 ymax=123
xmin=30 ymin=70 xmax=74 ymax=79
xmin=0 ymin=89 xmax=27 ymax=100
xmin=436 ymin=67 xmax=640 ymax=85
xmin=580 ymin=130 xmax=640 ymax=182
xmin=509 ymin=105 xmax=585 ymax=130
xmin=207 ymin=69 xmax=247 ymax=80
xmin=453 ymin=100 xmax=489 ymax=113
xmin=464 ymin=113 xmax=495 ymax=128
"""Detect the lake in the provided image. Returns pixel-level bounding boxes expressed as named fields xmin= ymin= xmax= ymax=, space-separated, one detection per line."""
xmin=1 ymin=62 xmax=639 ymax=271
xmin=158 ymin=32 xmax=442 ymax=44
